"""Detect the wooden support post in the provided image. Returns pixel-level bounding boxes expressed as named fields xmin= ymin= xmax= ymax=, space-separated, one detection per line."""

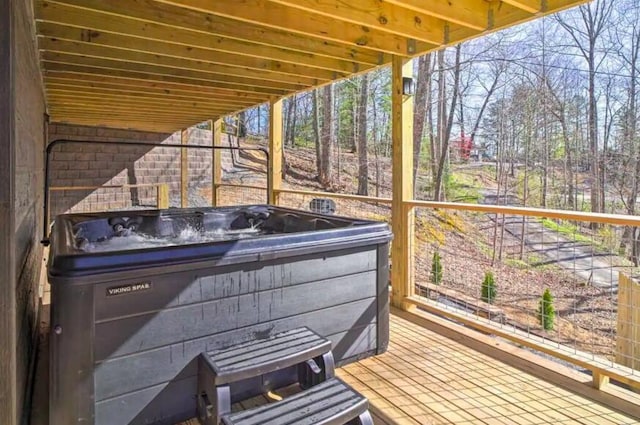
xmin=212 ymin=118 xmax=222 ymax=206
xmin=269 ymin=97 xmax=283 ymax=205
xmin=616 ymin=272 xmax=640 ymax=370
xmin=390 ymin=55 xmax=415 ymax=311
xmin=156 ymin=184 xmax=169 ymax=209
xmin=180 ymin=128 xmax=188 ymax=208
xmin=0 ymin=0 xmax=17 ymax=423
xmin=592 ymin=371 xmax=609 ymax=389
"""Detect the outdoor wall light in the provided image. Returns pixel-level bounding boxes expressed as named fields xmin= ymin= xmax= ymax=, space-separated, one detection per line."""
xmin=402 ymin=77 xmax=415 ymax=95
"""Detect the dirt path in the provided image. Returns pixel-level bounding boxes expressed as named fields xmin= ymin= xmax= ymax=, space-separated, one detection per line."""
xmin=481 ymin=189 xmax=620 ymax=290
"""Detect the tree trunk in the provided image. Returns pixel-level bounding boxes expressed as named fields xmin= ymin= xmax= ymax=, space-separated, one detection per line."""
xmin=434 ymin=44 xmax=462 ymax=201
xmin=312 ymin=89 xmax=321 ymax=180
xmin=413 ymin=54 xmax=431 ymax=195
xmin=319 ymin=84 xmax=334 ymax=188
xmin=357 ymin=75 xmax=369 ymax=196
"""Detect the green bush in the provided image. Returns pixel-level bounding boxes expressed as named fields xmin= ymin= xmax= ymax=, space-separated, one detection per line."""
xmin=481 ymin=271 xmax=497 ymax=304
xmin=538 ymin=288 xmax=555 ymax=331
xmin=431 ymin=251 xmax=443 ymax=285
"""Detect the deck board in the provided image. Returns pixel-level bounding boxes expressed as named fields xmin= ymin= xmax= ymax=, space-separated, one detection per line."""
xmin=335 ymin=314 xmax=639 ymax=425
xmin=31 ymin=309 xmax=639 ymax=425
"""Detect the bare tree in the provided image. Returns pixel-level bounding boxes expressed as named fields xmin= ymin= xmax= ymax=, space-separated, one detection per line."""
xmin=319 ymin=84 xmax=334 ymax=187
xmin=434 ymin=44 xmax=462 ymax=201
xmin=556 ymin=0 xmax=615 ymax=215
xmin=357 ymin=75 xmax=369 ymax=195
xmin=413 ymin=54 xmax=431 ymax=194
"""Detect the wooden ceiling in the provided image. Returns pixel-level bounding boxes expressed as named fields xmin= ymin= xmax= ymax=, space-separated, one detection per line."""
xmin=35 ymin=0 xmax=590 ymax=133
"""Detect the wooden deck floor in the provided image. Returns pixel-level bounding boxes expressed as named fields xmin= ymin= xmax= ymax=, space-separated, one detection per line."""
xmin=336 ymin=313 xmax=638 ymax=425
xmin=32 ymin=307 xmax=639 ymax=425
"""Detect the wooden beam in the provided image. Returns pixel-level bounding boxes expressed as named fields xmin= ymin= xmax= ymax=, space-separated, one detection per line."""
xmin=45 ymin=86 xmax=257 ymax=108
xmin=269 ymin=0 xmax=448 ymax=44
xmin=390 ymin=55 xmax=415 ymax=310
xmin=156 ymin=0 xmax=433 ymax=55
xmin=41 ymin=52 xmax=307 ymax=91
xmin=47 ymin=110 xmax=225 ymax=125
xmin=181 ymin=128 xmax=189 ymax=208
xmin=44 ymin=73 xmax=269 ymax=102
xmin=48 ymin=110 xmax=217 ymax=125
xmin=37 ymin=22 xmax=347 ymax=81
xmin=500 ymin=0 xmax=542 ymax=14
xmin=39 ymin=38 xmax=324 ymax=86
xmin=43 ymin=63 xmax=288 ymax=96
xmin=448 ymin=0 xmax=590 ymax=45
xmin=268 ymin=97 xmax=283 ymax=205
xmin=49 ymin=118 xmax=190 ymax=133
xmin=47 ymin=101 xmax=229 ymax=117
xmin=156 ymin=184 xmax=170 ymax=209
xmin=383 ymin=0 xmax=489 ymax=30
xmin=46 ymin=91 xmax=248 ymax=111
xmin=0 ymin=0 xmax=17 ymax=423
xmin=212 ymin=119 xmax=222 ymax=206
xmin=37 ymin=0 xmax=383 ymax=68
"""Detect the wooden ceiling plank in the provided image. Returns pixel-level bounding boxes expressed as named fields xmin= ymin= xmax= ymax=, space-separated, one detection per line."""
xmin=155 ymin=0 xmax=433 ymax=55
xmin=45 ymin=84 xmax=259 ymax=106
xmin=383 ymin=0 xmax=488 ymax=31
xmin=268 ymin=0 xmax=450 ymax=44
xmin=41 ymin=51 xmax=308 ymax=91
xmin=38 ymin=22 xmax=347 ymax=80
xmin=44 ymin=74 xmax=269 ymax=101
xmin=38 ymin=0 xmax=383 ymax=68
xmin=46 ymin=91 xmax=253 ymax=110
xmin=39 ymin=37 xmax=323 ymax=86
xmin=42 ymin=62 xmax=292 ymax=96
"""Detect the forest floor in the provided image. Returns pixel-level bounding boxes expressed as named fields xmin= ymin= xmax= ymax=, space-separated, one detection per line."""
xmin=210 ymin=140 xmax=636 ymax=362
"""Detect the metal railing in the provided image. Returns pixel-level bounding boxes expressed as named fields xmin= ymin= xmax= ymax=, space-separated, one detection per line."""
xmin=405 ymin=199 xmax=640 ymax=391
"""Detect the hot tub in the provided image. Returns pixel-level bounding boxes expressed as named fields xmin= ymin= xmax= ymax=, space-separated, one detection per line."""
xmin=47 ymin=205 xmax=391 ymax=425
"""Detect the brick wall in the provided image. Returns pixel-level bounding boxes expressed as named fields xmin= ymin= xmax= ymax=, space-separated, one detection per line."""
xmin=48 ymin=124 xmax=215 ymax=218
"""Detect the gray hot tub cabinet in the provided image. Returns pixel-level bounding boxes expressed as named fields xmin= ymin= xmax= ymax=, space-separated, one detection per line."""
xmin=47 ymin=206 xmax=391 ymax=425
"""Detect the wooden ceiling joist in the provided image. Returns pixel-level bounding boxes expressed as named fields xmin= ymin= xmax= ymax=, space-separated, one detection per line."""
xmin=35 ymin=0 xmax=589 ymax=131
xmin=45 ymin=85 xmax=259 ymax=107
xmin=37 ymin=23 xmax=347 ymax=81
xmin=42 ymin=52 xmax=308 ymax=91
xmin=501 ymin=0 xmax=542 ymax=14
xmin=39 ymin=38 xmax=324 ymax=87
xmin=44 ymin=74 xmax=270 ymax=102
xmin=43 ymin=63 xmax=290 ymax=96
xmin=155 ymin=0 xmax=437 ymax=55
xmin=37 ymin=0 xmax=383 ymax=68
xmin=46 ymin=92 xmax=253 ymax=111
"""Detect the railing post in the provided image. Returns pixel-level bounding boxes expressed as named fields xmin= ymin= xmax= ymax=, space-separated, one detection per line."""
xmin=156 ymin=184 xmax=169 ymax=209
xmin=616 ymin=272 xmax=640 ymax=371
xmin=269 ymin=97 xmax=283 ymax=205
xmin=390 ymin=56 xmax=415 ymax=311
xmin=212 ymin=118 xmax=222 ymax=206
xmin=180 ymin=127 xmax=189 ymax=208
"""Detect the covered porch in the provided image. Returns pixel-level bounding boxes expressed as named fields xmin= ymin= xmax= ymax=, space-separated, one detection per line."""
xmin=6 ymin=0 xmax=640 ymax=424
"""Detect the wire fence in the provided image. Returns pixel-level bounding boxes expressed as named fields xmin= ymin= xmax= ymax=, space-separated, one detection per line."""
xmin=410 ymin=204 xmax=640 ymax=381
